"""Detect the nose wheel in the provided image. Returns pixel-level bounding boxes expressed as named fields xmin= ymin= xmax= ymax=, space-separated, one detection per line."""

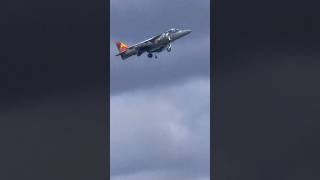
xmin=167 ymin=44 xmax=172 ymax=52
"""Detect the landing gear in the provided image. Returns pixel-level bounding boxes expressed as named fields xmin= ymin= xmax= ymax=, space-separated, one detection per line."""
xmin=167 ymin=44 xmax=172 ymax=52
xmin=147 ymin=53 xmax=158 ymax=59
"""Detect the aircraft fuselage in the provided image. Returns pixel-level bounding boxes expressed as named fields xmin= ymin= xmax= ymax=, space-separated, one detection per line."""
xmin=115 ymin=28 xmax=192 ymax=60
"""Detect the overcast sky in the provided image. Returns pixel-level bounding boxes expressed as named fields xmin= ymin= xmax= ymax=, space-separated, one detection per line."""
xmin=110 ymin=0 xmax=210 ymax=179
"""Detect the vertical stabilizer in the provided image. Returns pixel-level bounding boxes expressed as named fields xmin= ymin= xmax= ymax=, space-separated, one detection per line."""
xmin=116 ymin=41 xmax=128 ymax=53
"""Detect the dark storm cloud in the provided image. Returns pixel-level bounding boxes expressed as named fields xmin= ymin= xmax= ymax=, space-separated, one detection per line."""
xmin=110 ymin=0 xmax=210 ymax=95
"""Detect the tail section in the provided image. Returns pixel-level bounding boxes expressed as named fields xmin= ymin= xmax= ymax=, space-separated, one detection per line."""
xmin=115 ymin=41 xmax=135 ymax=60
xmin=116 ymin=41 xmax=128 ymax=53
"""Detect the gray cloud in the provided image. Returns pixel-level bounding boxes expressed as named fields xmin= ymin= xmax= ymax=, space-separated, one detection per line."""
xmin=110 ymin=78 xmax=210 ymax=180
xmin=111 ymin=170 xmax=210 ymax=180
xmin=110 ymin=0 xmax=210 ymax=41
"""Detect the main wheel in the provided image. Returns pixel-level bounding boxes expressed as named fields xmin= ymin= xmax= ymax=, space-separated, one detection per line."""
xmin=147 ymin=53 xmax=153 ymax=58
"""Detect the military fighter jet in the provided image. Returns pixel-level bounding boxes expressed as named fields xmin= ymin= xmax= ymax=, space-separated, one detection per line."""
xmin=115 ymin=28 xmax=192 ymax=60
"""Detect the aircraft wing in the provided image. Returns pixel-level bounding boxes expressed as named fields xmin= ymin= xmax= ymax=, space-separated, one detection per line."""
xmin=128 ymin=34 xmax=161 ymax=49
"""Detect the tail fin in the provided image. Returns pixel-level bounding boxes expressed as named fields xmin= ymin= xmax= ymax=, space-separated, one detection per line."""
xmin=116 ymin=41 xmax=128 ymax=53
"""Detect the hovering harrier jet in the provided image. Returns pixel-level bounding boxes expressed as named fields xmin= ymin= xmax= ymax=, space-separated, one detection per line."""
xmin=115 ymin=28 xmax=192 ymax=60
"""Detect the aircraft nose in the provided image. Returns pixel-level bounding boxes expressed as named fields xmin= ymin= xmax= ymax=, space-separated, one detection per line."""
xmin=185 ymin=30 xmax=192 ymax=34
xmin=181 ymin=30 xmax=192 ymax=36
xmin=170 ymin=29 xmax=192 ymax=41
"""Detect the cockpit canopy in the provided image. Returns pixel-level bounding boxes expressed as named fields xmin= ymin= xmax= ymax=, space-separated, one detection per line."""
xmin=167 ymin=28 xmax=179 ymax=33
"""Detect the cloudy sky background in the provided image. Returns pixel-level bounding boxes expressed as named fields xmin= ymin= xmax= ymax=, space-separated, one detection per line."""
xmin=110 ymin=0 xmax=210 ymax=179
